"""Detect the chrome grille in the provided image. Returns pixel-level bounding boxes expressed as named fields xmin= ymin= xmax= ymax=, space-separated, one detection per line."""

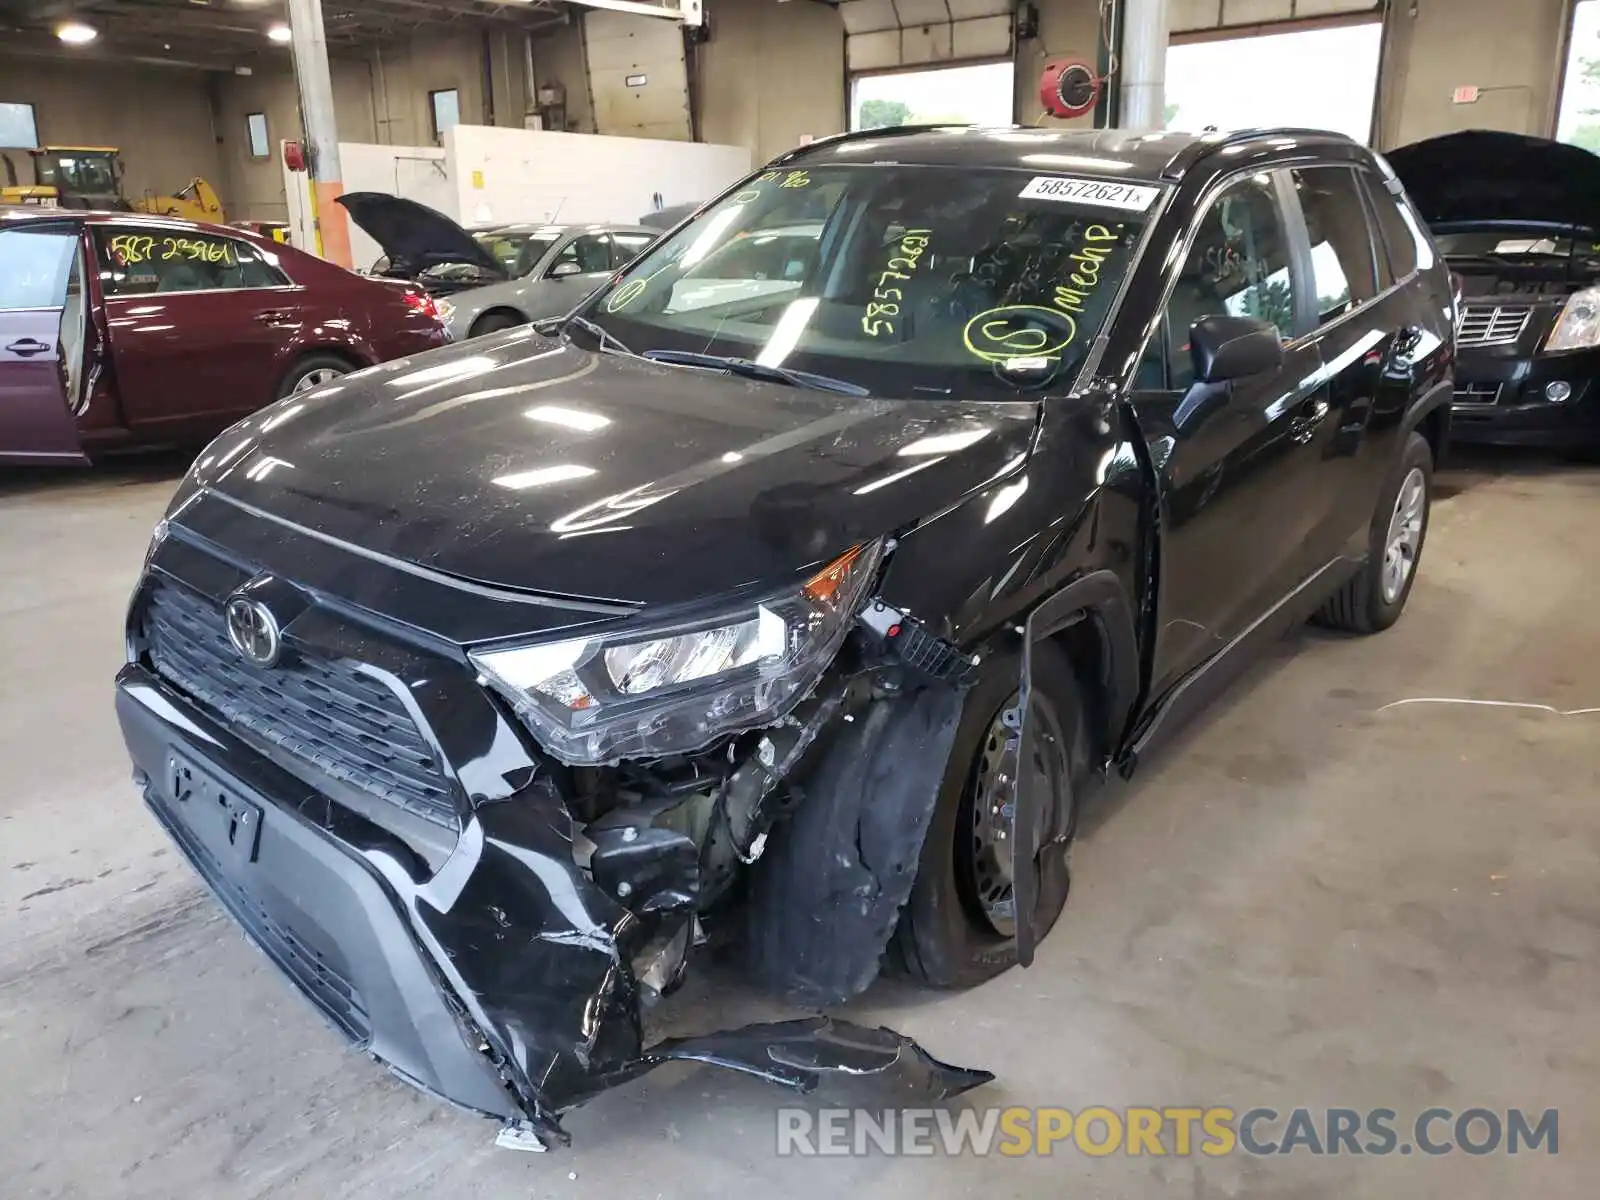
xmin=1456 ymin=304 xmax=1532 ymax=347
xmin=1452 ymin=382 xmax=1501 ymax=407
xmin=141 ymin=580 xmax=458 ymax=828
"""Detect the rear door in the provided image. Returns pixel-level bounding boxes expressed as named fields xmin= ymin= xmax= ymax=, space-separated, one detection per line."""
xmin=93 ymin=224 xmax=299 ymax=431
xmin=1283 ymin=165 xmax=1394 ymax=561
xmin=0 ymin=221 xmax=91 ymax=464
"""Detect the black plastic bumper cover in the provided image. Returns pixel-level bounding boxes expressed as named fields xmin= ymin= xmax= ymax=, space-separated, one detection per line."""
xmin=115 ymin=664 xmax=992 ymax=1144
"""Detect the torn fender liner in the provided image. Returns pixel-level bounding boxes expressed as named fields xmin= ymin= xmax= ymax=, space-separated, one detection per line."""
xmin=742 ymin=683 xmax=969 ymax=1005
xmin=642 ymin=1017 xmax=993 ymax=1103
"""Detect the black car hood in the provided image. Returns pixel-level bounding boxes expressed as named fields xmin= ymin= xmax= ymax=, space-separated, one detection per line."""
xmin=204 ymin=337 xmax=1037 ymax=609
xmin=1385 ymin=130 xmax=1600 ymax=229
xmin=337 ymin=191 xmax=507 ymax=278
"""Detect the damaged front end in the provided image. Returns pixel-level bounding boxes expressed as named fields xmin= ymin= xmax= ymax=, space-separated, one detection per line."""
xmin=117 ymin=533 xmax=993 ymax=1150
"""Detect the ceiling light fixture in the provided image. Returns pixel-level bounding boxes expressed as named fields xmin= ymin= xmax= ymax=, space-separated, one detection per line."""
xmin=56 ymin=21 xmax=98 ymax=44
xmin=267 ymin=22 xmax=291 ymax=42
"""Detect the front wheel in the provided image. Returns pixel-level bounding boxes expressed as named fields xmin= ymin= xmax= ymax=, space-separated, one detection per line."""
xmin=890 ymin=641 xmax=1090 ymax=989
xmin=1315 ymin=430 xmax=1433 ymax=634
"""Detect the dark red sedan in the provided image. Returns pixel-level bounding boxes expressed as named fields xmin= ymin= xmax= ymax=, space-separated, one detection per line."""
xmin=0 ymin=208 xmax=451 ymax=465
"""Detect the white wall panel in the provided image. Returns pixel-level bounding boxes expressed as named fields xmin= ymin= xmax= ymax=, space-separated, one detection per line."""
xmin=583 ymin=11 xmax=692 ymax=141
xmin=446 ymin=124 xmax=748 ymax=226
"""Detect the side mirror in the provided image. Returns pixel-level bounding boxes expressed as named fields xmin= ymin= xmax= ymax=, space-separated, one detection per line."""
xmin=1189 ymin=314 xmax=1283 ymax=384
xmin=550 ymin=261 xmax=583 ymax=279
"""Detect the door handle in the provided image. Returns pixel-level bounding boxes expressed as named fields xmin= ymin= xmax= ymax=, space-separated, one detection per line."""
xmin=5 ymin=337 xmax=51 ymax=357
xmin=257 ymin=310 xmax=295 ymax=323
xmin=1290 ymin=397 xmax=1329 ymax=444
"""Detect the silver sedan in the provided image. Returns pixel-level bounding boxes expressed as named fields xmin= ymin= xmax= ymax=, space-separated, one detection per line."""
xmin=440 ymin=223 xmax=658 ymax=340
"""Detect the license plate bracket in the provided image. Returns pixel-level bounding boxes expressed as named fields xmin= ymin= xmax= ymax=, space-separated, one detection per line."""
xmin=167 ymin=752 xmax=263 ymax=869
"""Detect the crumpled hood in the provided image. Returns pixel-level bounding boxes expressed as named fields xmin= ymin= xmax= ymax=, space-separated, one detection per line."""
xmin=1385 ymin=130 xmax=1600 ymax=229
xmin=202 ymin=335 xmax=1037 ymax=608
xmin=337 ymin=191 xmax=507 ymax=278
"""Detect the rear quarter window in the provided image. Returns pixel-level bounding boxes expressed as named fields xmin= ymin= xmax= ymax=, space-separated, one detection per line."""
xmin=1360 ymin=168 xmax=1419 ymax=280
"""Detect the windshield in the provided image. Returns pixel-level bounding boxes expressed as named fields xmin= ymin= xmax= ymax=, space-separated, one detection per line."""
xmin=575 ymin=164 xmax=1158 ymax=397
xmin=475 ymin=231 xmax=560 ymax=276
xmin=36 ymin=153 xmax=118 ymax=193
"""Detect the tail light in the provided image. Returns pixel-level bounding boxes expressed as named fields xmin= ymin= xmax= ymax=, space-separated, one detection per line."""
xmin=403 ymin=289 xmax=443 ymax=321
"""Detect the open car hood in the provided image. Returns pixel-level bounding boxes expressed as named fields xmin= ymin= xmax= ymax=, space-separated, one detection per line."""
xmin=336 ymin=191 xmax=507 ymax=278
xmin=1385 ymin=130 xmax=1600 ymax=229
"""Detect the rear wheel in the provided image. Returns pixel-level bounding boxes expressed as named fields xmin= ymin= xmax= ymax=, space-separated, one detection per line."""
xmin=891 ymin=641 xmax=1088 ymax=989
xmin=1315 ymin=431 xmax=1432 ymax=634
xmin=276 ymin=353 xmax=351 ymax=399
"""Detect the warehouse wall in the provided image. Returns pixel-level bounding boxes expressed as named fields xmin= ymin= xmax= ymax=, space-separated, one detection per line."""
xmin=0 ymin=59 xmax=223 ymax=204
xmin=1375 ymin=0 xmax=1570 ymax=148
xmin=697 ymin=0 xmax=846 ymax=162
xmin=530 ymin=19 xmax=596 ymax=133
xmin=214 ymin=59 xmax=379 ymax=222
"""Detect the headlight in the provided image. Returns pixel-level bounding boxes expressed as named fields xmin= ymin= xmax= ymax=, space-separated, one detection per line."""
xmin=470 ymin=541 xmax=883 ymax=765
xmin=1544 ymin=286 xmax=1600 ymax=352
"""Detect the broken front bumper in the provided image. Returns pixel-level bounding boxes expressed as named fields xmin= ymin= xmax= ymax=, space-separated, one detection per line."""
xmin=115 ymin=663 xmax=990 ymax=1146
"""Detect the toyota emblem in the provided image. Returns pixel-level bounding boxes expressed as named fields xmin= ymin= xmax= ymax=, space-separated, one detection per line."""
xmin=225 ymin=595 xmax=282 ymax=667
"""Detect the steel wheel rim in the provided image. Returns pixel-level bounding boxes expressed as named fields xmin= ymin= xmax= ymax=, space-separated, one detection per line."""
xmin=1381 ymin=466 xmax=1427 ymax=604
xmin=963 ymin=692 xmax=1068 ymax=938
xmin=293 ymin=366 xmax=344 ymax=393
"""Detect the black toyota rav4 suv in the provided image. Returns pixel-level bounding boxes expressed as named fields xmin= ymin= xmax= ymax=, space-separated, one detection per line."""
xmin=115 ymin=126 xmax=1453 ymax=1147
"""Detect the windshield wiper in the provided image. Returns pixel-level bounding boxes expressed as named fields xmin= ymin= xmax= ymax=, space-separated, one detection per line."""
xmin=641 ymin=349 xmax=870 ymax=397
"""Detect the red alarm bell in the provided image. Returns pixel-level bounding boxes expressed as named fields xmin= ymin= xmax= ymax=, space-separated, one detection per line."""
xmin=282 ymin=140 xmax=307 ymax=172
xmin=1039 ymin=58 xmax=1100 ymax=120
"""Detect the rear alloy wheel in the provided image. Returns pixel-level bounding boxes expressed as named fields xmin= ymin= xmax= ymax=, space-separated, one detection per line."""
xmin=1315 ymin=430 xmax=1433 ymax=634
xmin=277 ymin=354 xmax=352 ymax=399
xmin=891 ymin=641 xmax=1088 ymax=989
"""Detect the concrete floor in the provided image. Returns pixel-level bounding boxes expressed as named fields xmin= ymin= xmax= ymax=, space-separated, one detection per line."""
xmin=1 ymin=450 xmax=1596 ymax=1198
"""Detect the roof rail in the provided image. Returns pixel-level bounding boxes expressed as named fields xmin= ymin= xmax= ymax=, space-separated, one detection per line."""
xmin=1160 ymin=126 xmax=1355 ymax=180
xmin=767 ymin=123 xmax=980 ymax=167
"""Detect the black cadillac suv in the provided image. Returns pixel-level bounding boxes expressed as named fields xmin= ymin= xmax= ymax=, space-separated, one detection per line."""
xmin=1388 ymin=129 xmax=1600 ymax=448
xmin=115 ymin=125 xmax=1454 ymax=1148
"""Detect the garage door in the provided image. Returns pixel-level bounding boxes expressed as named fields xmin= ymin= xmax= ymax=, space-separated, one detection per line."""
xmin=584 ymin=11 xmax=692 ymax=141
xmin=1170 ymin=0 xmax=1380 ymax=32
xmin=842 ymin=0 xmax=1013 ymax=74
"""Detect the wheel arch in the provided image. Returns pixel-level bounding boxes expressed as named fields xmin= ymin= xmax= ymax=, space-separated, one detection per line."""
xmin=1024 ymin=570 xmax=1142 ymax=764
xmin=470 ymin=306 xmax=529 ymax=337
xmin=1404 ymin=378 xmax=1452 ymax=464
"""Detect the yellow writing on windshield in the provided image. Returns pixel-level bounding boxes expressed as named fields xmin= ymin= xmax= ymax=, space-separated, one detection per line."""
xmin=862 ymin=229 xmax=932 ymax=338
xmin=963 ymin=305 xmax=1077 ymax=364
xmin=1050 ymin=224 xmax=1121 ymax=317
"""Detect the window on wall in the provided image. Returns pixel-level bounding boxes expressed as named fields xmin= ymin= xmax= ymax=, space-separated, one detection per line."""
xmin=430 ymin=89 xmax=461 ymax=143
xmin=246 ymin=113 xmax=270 ymax=159
xmin=1165 ymin=21 xmax=1382 ymax=142
xmin=849 ymin=61 xmax=1013 ymax=131
xmin=0 ymin=101 xmax=39 ymax=149
xmin=1557 ymin=0 xmax=1600 ymax=151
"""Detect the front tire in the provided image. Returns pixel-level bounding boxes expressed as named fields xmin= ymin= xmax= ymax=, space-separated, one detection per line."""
xmin=1315 ymin=431 xmax=1432 ymax=634
xmin=890 ymin=641 xmax=1089 ymax=989
xmin=469 ymin=311 xmax=525 ymax=338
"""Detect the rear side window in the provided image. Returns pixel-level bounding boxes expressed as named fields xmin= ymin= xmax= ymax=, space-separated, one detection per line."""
xmin=0 ymin=225 xmax=78 ymax=310
xmin=1360 ymin=168 xmax=1419 ymax=280
xmin=94 ymin=228 xmax=288 ymax=296
xmin=1291 ymin=167 xmax=1379 ymax=323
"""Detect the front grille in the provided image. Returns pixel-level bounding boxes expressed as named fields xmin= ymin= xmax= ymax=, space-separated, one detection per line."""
xmin=141 ymin=580 xmax=458 ymax=828
xmin=1456 ymin=304 xmax=1532 ymax=347
xmin=1453 ymin=382 xmax=1501 ymax=407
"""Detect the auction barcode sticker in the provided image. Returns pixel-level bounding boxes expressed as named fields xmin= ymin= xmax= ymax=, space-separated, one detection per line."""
xmin=1019 ymin=176 xmax=1161 ymax=211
